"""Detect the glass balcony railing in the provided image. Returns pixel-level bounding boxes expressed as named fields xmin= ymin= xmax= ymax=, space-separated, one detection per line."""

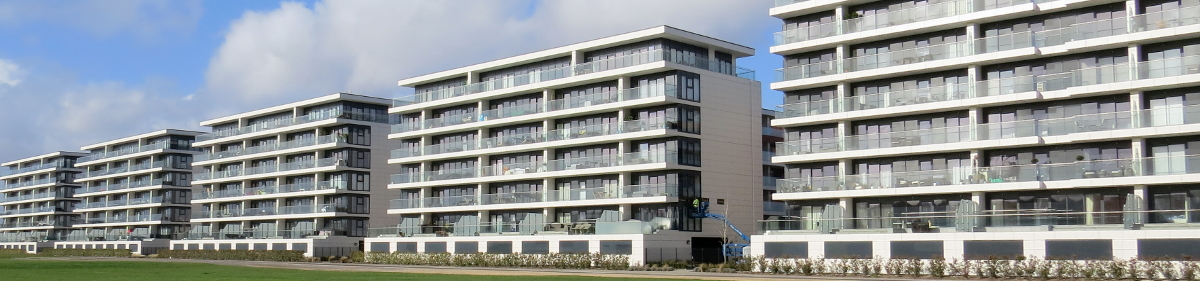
xmin=195 ymin=135 xmax=344 ymax=162
xmin=368 ymin=216 xmax=677 ymax=237
xmin=390 ymin=150 xmax=678 ymax=185
xmin=197 ymin=204 xmax=341 ymax=219
xmin=758 ymin=208 xmax=1200 ymax=234
xmin=0 ymin=192 xmax=62 ymax=203
xmin=763 ymin=127 xmax=784 ymax=137
xmin=390 ymin=116 xmax=676 ymax=159
xmin=0 ymin=178 xmax=61 ymax=191
xmin=392 ymin=84 xmax=680 ymax=135
xmin=393 ymin=50 xmax=751 ymax=107
xmin=0 ymin=206 xmax=58 ymax=216
xmin=77 ymin=197 xmax=167 ymax=210
xmin=774 ymin=0 xmax=810 ymax=7
xmin=388 ymin=184 xmax=678 ymax=210
xmin=196 ymin=110 xmax=389 ymax=142
xmin=83 ymin=161 xmax=170 ymax=178
xmin=80 ymin=214 xmax=164 ymax=225
xmin=194 ymin=158 xmax=346 ymax=181
xmin=194 ymin=181 xmax=347 ymax=200
xmin=80 ymin=142 xmax=202 ymax=163
xmin=776 ymin=155 xmax=1200 ymax=194
xmin=764 ymin=201 xmax=787 ymax=213
xmin=774 ymin=0 xmax=1025 ymax=45
xmin=1137 ymin=54 xmax=1200 ymax=79
xmin=0 ymin=161 xmax=70 ymax=177
xmin=845 ymin=40 xmax=975 ymax=72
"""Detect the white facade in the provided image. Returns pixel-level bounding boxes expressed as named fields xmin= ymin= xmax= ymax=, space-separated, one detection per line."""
xmin=180 ymin=93 xmax=400 ymax=256
xmin=756 ymin=0 xmax=1200 ymax=260
xmin=367 ymin=26 xmax=763 ymax=263
xmin=0 ymin=152 xmax=86 ymax=246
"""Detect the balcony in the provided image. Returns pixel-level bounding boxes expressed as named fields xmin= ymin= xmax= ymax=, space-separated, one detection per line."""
xmin=388 ymin=183 xmax=678 ymax=210
xmin=76 ymin=197 xmax=173 ymax=210
xmin=194 ymin=181 xmax=353 ymax=200
xmin=186 ymin=229 xmax=322 ymax=240
xmin=79 ymin=214 xmax=166 ymax=225
xmin=196 ymin=204 xmax=342 ymax=219
xmin=776 ymin=32 xmax=1032 ymax=83
xmin=196 ymin=110 xmax=389 ymax=142
xmin=0 ymin=220 xmax=72 ymax=229
xmin=0 ymin=192 xmax=65 ymax=204
xmin=79 ymin=142 xmax=202 ymax=163
xmin=758 ymin=209 xmax=1196 ymax=235
xmin=368 ymin=218 xmax=669 ymax=237
xmin=0 ymin=206 xmax=58 ymax=216
xmin=773 ymin=0 xmax=1020 ymax=46
xmin=75 ymin=179 xmax=187 ymax=196
xmin=82 ymin=160 xmax=181 ymax=179
xmin=764 ymin=201 xmax=787 ymax=214
xmin=392 ymin=84 xmax=682 ymax=135
xmin=776 ymin=105 xmax=1198 ymax=159
xmin=195 ymin=135 xmax=346 ymax=162
xmin=0 ymin=161 xmax=71 ymax=178
xmin=0 ymin=178 xmax=63 ymax=191
xmin=389 ymin=150 xmax=678 ymax=185
xmin=763 ymin=176 xmax=780 ymax=190
xmin=392 ymin=50 xmax=753 ymax=108
xmin=775 ymin=155 xmax=1200 ymax=196
xmin=390 ymin=116 xmax=677 ymax=160
xmin=194 ymin=158 xmax=349 ymax=181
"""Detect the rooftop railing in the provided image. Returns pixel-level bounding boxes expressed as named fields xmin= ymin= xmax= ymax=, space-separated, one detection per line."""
xmin=196 ymin=110 xmax=389 ymax=142
xmin=80 ymin=142 xmax=202 ymax=163
xmin=392 ymin=50 xmax=752 ymax=107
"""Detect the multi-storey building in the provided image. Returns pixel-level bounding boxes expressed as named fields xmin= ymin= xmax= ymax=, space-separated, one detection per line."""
xmin=172 ymin=93 xmax=399 ymax=257
xmin=54 ymin=130 xmax=203 ymax=254
xmin=0 ymin=151 xmax=85 ymax=252
xmin=755 ymin=0 xmax=1200 ymax=261
xmin=363 ymin=26 xmax=762 ymax=264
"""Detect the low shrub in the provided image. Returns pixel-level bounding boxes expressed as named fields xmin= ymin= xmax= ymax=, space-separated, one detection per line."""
xmin=746 ymin=257 xmax=1200 ymax=280
xmin=365 ymin=252 xmax=630 ymax=270
xmin=0 ymin=249 xmax=29 ymax=258
xmin=155 ymin=250 xmax=305 ymax=262
xmin=39 ymin=249 xmax=131 ymax=257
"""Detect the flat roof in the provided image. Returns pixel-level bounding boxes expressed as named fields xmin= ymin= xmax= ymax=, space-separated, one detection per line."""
xmin=398 ymin=25 xmax=756 ymax=87
xmin=2 ymin=151 xmax=89 ymax=166
xmin=79 ymin=129 xmax=207 ymax=150
xmin=198 ymin=93 xmax=391 ymax=127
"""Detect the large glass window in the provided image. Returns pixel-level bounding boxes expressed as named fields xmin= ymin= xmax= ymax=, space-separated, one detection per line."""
xmin=1149 ymin=185 xmax=1200 ymax=223
xmin=851 ymin=153 xmax=972 ymax=189
xmin=987 ymin=188 xmax=1129 ymax=226
xmin=851 ymin=111 xmax=970 ymax=149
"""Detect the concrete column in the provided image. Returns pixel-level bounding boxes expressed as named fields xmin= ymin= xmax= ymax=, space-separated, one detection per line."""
xmin=835 ymin=44 xmax=847 ymax=73
xmin=466 ymin=71 xmax=479 ymax=84
xmin=420 ymin=186 xmax=432 ymax=208
xmin=544 ymin=207 xmax=556 ymax=222
xmin=834 ymin=6 xmax=846 ymax=34
xmin=837 ymin=121 xmax=849 ymax=147
xmin=1129 ymin=45 xmax=1141 ymax=80
xmin=1131 ymin=91 xmax=1144 ymax=128
xmin=967 ymin=65 xmax=980 ymax=97
xmin=968 ymin=107 xmax=982 ymax=141
xmin=475 ymin=183 xmax=484 ymax=206
xmin=971 ymin=191 xmax=986 ymax=206
xmin=839 ymin=197 xmax=853 ymax=229
xmin=1134 ymin=185 xmax=1149 ymax=223
xmin=970 ymin=150 xmax=984 ymax=168
xmin=966 ymin=24 xmax=979 ymax=40
xmin=571 ymin=50 xmax=583 ymax=65
xmin=619 ymin=204 xmax=633 ymax=221
xmin=479 ymin=210 xmax=490 ymax=223
xmin=542 ymin=89 xmax=553 ymax=111
xmin=836 ymin=83 xmax=849 ymax=113
xmin=1126 ymin=0 xmax=1140 ymax=32
xmin=1132 ymin=138 xmax=1146 ymax=159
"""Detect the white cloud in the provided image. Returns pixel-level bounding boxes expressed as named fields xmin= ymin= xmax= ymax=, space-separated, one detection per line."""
xmin=0 ymin=58 xmax=19 ymax=86
xmin=0 ymin=0 xmax=203 ymax=40
xmin=202 ymin=0 xmax=776 ymax=112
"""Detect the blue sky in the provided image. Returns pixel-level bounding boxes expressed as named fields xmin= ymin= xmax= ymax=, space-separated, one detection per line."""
xmin=0 ymin=0 xmax=782 ymax=161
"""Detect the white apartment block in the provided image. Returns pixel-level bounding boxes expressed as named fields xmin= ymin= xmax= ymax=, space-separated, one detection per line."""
xmin=364 ymin=26 xmax=762 ymax=264
xmin=53 ymin=130 xmax=203 ymax=254
xmin=0 ymin=151 xmax=85 ymax=252
xmin=172 ymin=93 xmax=400 ymax=257
xmin=754 ymin=0 xmax=1200 ymax=261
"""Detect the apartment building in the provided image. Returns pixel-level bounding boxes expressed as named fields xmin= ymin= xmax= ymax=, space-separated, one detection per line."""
xmin=0 ymin=152 xmax=85 ymax=252
xmin=52 ymin=130 xmax=203 ymax=254
xmin=172 ymin=93 xmax=400 ymax=257
xmin=754 ymin=0 xmax=1200 ymax=261
xmin=363 ymin=26 xmax=762 ymax=264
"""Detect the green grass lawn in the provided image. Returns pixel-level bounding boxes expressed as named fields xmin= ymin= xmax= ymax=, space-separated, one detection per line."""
xmin=0 ymin=258 xmax=692 ymax=281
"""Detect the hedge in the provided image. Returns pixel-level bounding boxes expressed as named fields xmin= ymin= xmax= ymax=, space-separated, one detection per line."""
xmin=365 ymin=252 xmax=629 ymax=270
xmin=39 ymin=249 xmax=132 ymax=257
xmin=156 ymin=250 xmax=306 ymax=262
xmin=0 ymin=249 xmax=28 ymax=257
xmin=747 ymin=256 xmax=1200 ymax=280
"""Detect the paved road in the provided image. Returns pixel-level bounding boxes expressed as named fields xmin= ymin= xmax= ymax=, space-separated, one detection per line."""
xmin=25 ymin=257 xmax=878 ymax=281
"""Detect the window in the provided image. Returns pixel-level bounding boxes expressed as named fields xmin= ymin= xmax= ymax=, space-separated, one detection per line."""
xmin=632 ymin=71 xmax=700 ymax=102
xmin=851 ymin=111 xmax=970 ymax=149
xmin=852 ymin=153 xmax=972 ymax=188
